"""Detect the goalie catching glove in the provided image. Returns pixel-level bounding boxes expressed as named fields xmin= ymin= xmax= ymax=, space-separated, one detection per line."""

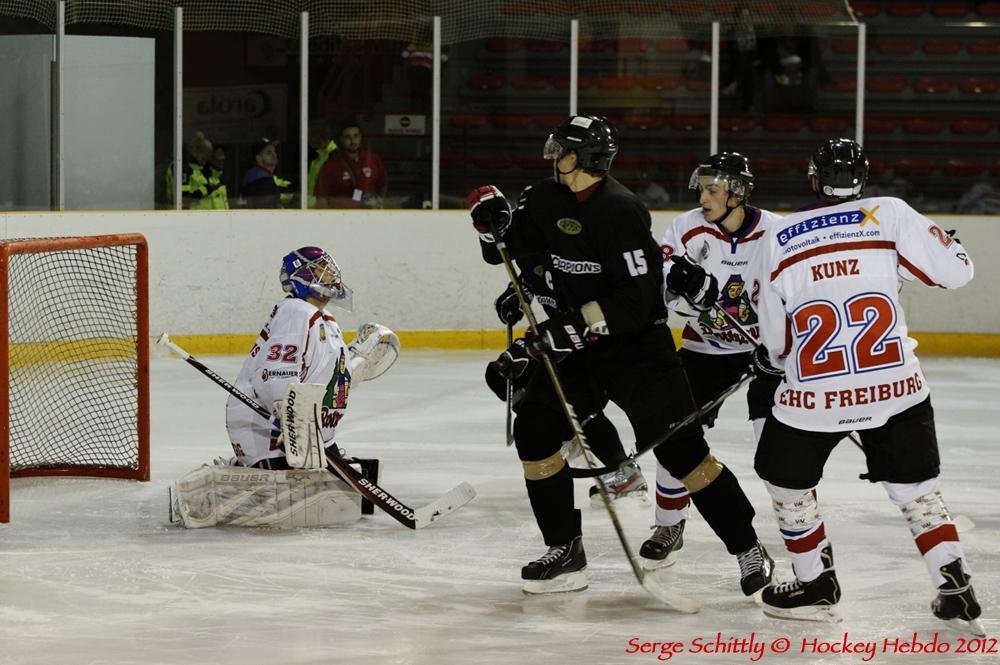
xmin=467 ymin=185 xmax=512 ymax=242
xmin=348 ymin=323 xmax=400 ymax=382
xmin=666 ymin=254 xmax=719 ymax=312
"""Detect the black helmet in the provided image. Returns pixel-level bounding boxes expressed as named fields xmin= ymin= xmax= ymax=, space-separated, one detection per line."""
xmin=688 ymin=152 xmax=754 ymax=203
xmin=543 ymin=115 xmax=619 ymax=173
xmin=808 ymin=138 xmax=869 ymax=199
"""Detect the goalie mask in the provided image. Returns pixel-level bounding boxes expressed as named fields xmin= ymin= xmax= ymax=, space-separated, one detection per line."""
xmin=808 ymin=138 xmax=869 ymax=200
xmin=544 ymin=115 xmax=619 ymax=174
xmin=280 ymin=246 xmax=353 ymax=310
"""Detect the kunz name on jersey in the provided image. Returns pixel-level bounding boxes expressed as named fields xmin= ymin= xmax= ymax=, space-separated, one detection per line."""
xmin=777 ymin=210 xmax=864 ymax=246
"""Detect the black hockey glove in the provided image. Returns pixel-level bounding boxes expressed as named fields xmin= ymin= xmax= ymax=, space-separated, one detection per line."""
xmin=467 ymin=185 xmax=511 ymax=241
xmin=666 ymin=255 xmax=719 ymax=312
xmin=750 ymin=346 xmax=783 ymax=377
xmin=494 ymin=281 xmax=533 ymax=326
xmin=524 ymin=311 xmax=593 ymax=362
xmin=484 ymin=339 xmax=532 ymax=401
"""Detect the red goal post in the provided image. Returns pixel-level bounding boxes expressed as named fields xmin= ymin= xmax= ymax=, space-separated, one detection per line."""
xmin=1 ymin=234 xmax=150 ymax=523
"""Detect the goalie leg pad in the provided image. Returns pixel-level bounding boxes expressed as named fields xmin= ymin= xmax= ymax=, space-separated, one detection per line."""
xmin=279 ymin=383 xmax=328 ymax=470
xmin=173 ymin=465 xmax=362 ymax=528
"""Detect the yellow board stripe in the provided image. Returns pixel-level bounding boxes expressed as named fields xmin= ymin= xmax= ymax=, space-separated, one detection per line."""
xmin=154 ymin=330 xmax=1000 ymax=357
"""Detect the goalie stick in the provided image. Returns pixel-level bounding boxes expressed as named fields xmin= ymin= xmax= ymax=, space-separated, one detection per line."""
xmin=710 ymin=307 xmax=976 ymax=535
xmin=487 ymin=224 xmax=698 ymax=613
xmin=156 ymin=333 xmax=476 ymax=530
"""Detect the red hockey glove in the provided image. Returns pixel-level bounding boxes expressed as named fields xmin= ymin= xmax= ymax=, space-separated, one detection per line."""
xmin=467 ymin=185 xmax=512 ymax=241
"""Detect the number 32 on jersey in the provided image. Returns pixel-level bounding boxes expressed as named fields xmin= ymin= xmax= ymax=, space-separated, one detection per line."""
xmin=793 ymin=292 xmax=904 ymax=381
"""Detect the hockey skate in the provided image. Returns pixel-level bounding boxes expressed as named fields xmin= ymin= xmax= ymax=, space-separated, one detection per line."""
xmin=762 ymin=545 xmax=841 ymax=622
xmin=932 ymin=559 xmax=985 ymax=637
xmin=588 ymin=460 xmax=650 ymax=508
xmin=737 ymin=540 xmax=775 ymax=596
xmin=521 ymin=535 xmax=588 ymax=594
xmin=639 ymin=521 xmax=685 ymax=571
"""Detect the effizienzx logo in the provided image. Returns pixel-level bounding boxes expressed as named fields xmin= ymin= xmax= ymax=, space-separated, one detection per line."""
xmin=557 ymin=217 xmax=582 ymax=235
xmin=777 ymin=208 xmax=876 ymax=246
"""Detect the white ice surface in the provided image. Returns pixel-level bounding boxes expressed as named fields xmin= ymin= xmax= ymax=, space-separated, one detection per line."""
xmin=1 ymin=352 xmax=996 ymax=665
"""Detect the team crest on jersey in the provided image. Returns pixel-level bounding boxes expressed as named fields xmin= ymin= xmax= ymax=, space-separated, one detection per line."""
xmin=700 ymin=274 xmax=757 ymax=330
xmin=319 ymin=324 xmax=327 ymax=342
xmin=556 ymin=217 xmax=582 ymax=235
xmin=324 ymin=348 xmax=351 ymax=410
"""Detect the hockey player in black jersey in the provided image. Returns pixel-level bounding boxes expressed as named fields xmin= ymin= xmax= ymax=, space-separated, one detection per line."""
xmin=467 ymin=115 xmax=772 ymax=595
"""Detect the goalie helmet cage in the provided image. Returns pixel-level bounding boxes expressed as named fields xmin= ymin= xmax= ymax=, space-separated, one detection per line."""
xmin=0 ymin=234 xmax=150 ymax=523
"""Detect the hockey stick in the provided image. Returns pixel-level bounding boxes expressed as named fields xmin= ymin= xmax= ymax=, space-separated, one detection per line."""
xmin=156 ymin=333 xmax=476 ymax=530
xmin=487 ymin=226 xmax=697 ymax=612
xmin=568 ymin=371 xmax=753 ymax=478
xmin=710 ymin=310 xmax=977 ymax=534
xmin=505 ymin=320 xmax=515 ymax=447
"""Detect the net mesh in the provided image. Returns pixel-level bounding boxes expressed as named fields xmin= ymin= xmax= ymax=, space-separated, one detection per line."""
xmin=2 ymin=0 xmax=857 ymax=42
xmin=5 ymin=242 xmax=141 ymax=473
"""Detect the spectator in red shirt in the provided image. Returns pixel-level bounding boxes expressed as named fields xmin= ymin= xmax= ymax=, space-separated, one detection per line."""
xmin=315 ymin=124 xmax=388 ymax=208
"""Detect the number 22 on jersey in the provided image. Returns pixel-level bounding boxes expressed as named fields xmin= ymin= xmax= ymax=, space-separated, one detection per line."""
xmin=793 ymin=292 xmax=904 ymax=381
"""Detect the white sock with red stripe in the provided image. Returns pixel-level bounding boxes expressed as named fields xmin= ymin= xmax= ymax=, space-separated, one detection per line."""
xmin=883 ymin=478 xmax=970 ymax=588
xmin=654 ymin=463 xmax=690 ymax=527
xmin=764 ymin=481 xmax=829 ymax=583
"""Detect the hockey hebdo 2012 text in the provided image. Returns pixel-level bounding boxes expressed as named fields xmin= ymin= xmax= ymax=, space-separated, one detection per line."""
xmin=625 ymin=632 xmax=997 ymax=662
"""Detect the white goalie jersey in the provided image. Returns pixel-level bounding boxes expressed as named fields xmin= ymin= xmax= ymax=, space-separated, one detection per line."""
xmin=226 ymin=296 xmax=352 ymax=467
xmin=754 ymin=196 xmax=974 ymax=432
xmin=660 ymin=206 xmax=783 ymax=355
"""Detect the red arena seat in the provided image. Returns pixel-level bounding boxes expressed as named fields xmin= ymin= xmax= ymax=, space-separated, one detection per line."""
xmin=553 ymin=74 xmax=593 ymax=90
xmin=912 ymin=77 xmax=953 ymax=94
xmin=492 ymin=114 xmax=534 ymax=130
xmin=992 ymin=160 xmax=1000 ymax=176
xmin=763 ymin=115 xmax=805 ymax=132
xmin=822 ymin=75 xmax=857 ymax=92
xmin=755 ymin=157 xmax=793 ymax=174
xmin=923 ymin=38 xmax=962 ymax=55
xmin=502 ymin=2 xmax=539 ymax=16
xmin=719 ymin=115 xmax=759 ymax=132
xmin=849 ymin=1 xmax=880 ymax=17
xmin=617 ymin=38 xmax=653 ymax=53
xmin=865 ymin=117 xmax=899 ymax=134
xmin=886 ymin=2 xmax=925 ymax=17
xmin=526 ymin=39 xmax=565 ymax=52
xmin=832 ymin=38 xmax=858 ymax=54
xmin=942 ymin=159 xmax=986 ymax=176
xmin=671 ymin=114 xmax=710 ymax=131
xmin=451 ymin=113 xmax=490 ymax=129
xmin=959 ymin=77 xmax=999 ymax=94
xmin=472 ymin=154 xmax=514 ymax=170
xmin=868 ymin=158 xmax=887 ymax=176
xmin=800 ymin=1 xmax=840 ymax=17
xmin=876 ymin=38 xmax=918 ymax=55
xmin=579 ymin=39 xmax=612 ymax=53
xmin=977 ymin=1 xmax=1000 ymax=17
xmin=656 ymin=38 xmax=690 ymax=53
xmin=671 ymin=1 xmax=708 ymax=17
xmin=583 ymin=2 xmax=619 ymax=16
xmin=628 ymin=4 xmax=664 ymax=16
xmin=642 ymin=74 xmax=682 ymax=91
xmin=950 ymin=117 xmax=993 ymax=134
xmin=810 ymin=116 xmax=851 ymax=133
xmin=441 ymin=151 xmax=465 ymax=168
xmin=931 ymin=2 xmax=971 ymax=16
xmin=903 ymin=117 xmax=947 ymax=134
xmin=535 ymin=114 xmax=567 ymax=129
xmin=967 ymin=38 xmax=1000 ymax=55
xmin=685 ymin=79 xmax=711 ymax=92
xmin=625 ymin=115 xmax=668 ymax=130
xmin=467 ymin=74 xmax=505 ymax=91
xmin=596 ymin=75 xmax=637 ymax=91
xmin=893 ymin=159 xmax=935 ymax=176
xmin=613 ymin=154 xmax=653 ymax=171
xmin=509 ymin=74 xmax=549 ymax=91
xmin=867 ymin=76 xmax=908 ymax=93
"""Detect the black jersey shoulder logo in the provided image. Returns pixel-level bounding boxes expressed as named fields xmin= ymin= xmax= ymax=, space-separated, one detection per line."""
xmin=557 ymin=217 xmax=583 ymax=235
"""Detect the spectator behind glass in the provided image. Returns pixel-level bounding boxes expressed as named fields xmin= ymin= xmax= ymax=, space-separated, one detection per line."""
xmin=165 ymin=131 xmax=229 ymax=210
xmin=209 ymin=145 xmax=234 ymax=205
xmin=242 ymin=138 xmax=294 ymax=209
xmin=307 ymin=122 xmax=338 ymax=208
xmin=756 ymin=16 xmax=828 ymax=114
xmin=722 ymin=8 xmax=760 ymax=112
xmin=315 ymin=124 xmax=388 ymax=209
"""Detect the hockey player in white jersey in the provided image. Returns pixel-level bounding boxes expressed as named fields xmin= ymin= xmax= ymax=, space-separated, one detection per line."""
xmin=751 ymin=139 xmax=983 ymax=634
xmin=641 ymin=153 xmax=782 ymax=574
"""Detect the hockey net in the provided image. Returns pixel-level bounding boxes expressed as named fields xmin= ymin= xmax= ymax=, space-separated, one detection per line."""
xmin=1 ymin=234 xmax=149 ymax=523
